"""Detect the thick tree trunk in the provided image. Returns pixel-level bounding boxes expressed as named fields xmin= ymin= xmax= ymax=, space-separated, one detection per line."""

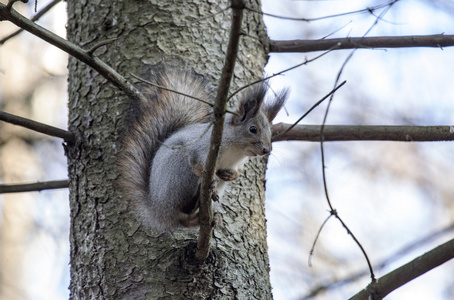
xmin=67 ymin=0 xmax=272 ymax=298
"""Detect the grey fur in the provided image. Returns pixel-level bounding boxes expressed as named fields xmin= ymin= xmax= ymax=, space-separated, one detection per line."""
xmin=118 ymin=68 xmax=288 ymax=232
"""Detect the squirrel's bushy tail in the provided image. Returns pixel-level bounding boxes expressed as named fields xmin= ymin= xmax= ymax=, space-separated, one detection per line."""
xmin=118 ymin=68 xmax=212 ymax=225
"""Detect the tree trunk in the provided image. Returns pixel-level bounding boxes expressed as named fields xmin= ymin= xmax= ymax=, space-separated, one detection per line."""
xmin=67 ymin=0 xmax=272 ymax=298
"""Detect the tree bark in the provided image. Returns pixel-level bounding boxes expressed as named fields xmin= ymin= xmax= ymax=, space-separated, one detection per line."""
xmin=67 ymin=0 xmax=273 ymax=299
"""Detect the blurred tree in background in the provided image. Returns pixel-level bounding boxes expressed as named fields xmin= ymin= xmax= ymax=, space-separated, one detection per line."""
xmin=0 ymin=0 xmax=453 ymax=299
xmin=0 ymin=1 xmax=69 ymax=299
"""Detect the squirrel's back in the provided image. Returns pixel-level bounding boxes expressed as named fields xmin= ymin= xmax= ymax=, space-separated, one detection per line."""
xmin=118 ymin=68 xmax=212 ymax=223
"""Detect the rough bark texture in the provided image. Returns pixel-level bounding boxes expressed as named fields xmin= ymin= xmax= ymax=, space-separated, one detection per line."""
xmin=67 ymin=0 xmax=272 ymax=299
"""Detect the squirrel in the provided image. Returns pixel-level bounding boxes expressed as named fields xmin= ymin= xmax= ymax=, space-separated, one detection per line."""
xmin=118 ymin=67 xmax=289 ymax=232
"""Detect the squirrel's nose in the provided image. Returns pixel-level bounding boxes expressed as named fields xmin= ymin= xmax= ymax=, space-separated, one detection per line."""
xmin=262 ymin=146 xmax=271 ymax=155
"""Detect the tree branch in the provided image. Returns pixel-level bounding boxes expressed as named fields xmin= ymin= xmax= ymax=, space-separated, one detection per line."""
xmin=269 ymin=34 xmax=454 ymax=53
xmin=246 ymin=0 xmax=398 ymax=22
xmin=272 ymin=124 xmax=454 ymax=142
xmin=0 ymin=110 xmax=75 ymax=142
xmin=318 ymin=35 xmax=377 ymax=281
xmin=302 ymin=223 xmax=454 ymax=299
xmin=272 ymin=81 xmax=346 ymax=141
xmin=0 ymin=3 xmax=147 ymax=103
xmin=228 ymin=45 xmax=338 ymax=101
xmin=131 ymin=73 xmax=237 ymax=115
xmin=349 ymin=238 xmax=454 ymax=300
xmin=0 ymin=180 xmax=69 ymax=194
xmin=0 ymin=0 xmax=61 ymax=45
xmin=196 ymin=0 xmax=244 ymax=261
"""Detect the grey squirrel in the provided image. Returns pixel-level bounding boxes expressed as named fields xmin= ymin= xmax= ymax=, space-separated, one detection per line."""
xmin=118 ymin=67 xmax=288 ymax=232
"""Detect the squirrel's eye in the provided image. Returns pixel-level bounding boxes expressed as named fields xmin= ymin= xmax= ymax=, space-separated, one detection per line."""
xmin=249 ymin=126 xmax=257 ymax=134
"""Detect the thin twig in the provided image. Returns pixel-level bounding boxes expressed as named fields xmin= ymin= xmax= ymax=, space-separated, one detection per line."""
xmin=6 ymin=0 xmax=22 ymax=11
xmin=320 ymin=21 xmax=353 ymax=40
xmin=131 ymin=73 xmax=213 ymax=107
xmin=317 ymin=50 xmax=376 ymax=282
xmin=272 ymin=81 xmax=346 ymax=140
xmin=0 ymin=110 xmax=75 ymax=142
xmin=308 ymin=213 xmax=333 ymax=268
xmin=318 ymin=55 xmax=369 ymax=279
xmin=245 ymin=0 xmax=399 ymax=22
xmin=158 ymin=122 xmax=214 ymax=150
xmin=196 ymin=0 xmax=244 ymax=261
xmin=0 ymin=180 xmax=69 ymax=194
xmin=228 ymin=45 xmax=339 ymax=101
xmin=131 ymin=73 xmax=237 ymax=115
xmin=315 ymin=3 xmax=397 ymax=283
xmin=0 ymin=0 xmax=62 ymax=45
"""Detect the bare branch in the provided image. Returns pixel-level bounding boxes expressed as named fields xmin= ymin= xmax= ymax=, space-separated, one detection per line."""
xmin=308 ymin=214 xmax=333 ymax=268
xmin=245 ymin=0 xmax=398 ymax=22
xmin=272 ymin=81 xmax=346 ymax=141
xmin=302 ymin=223 xmax=454 ymax=299
xmin=131 ymin=73 xmax=237 ymax=116
xmin=0 ymin=0 xmax=61 ymax=45
xmin=318 ymin=20 xmax=380 ymax=279
xmin=270 ymin=34 xmax=454 ymax=53
xmin=349 ymin=238 xmax=454 ymax=300
xmin=228 ymin=46 xmax=338 ymax=101
xmin=196 ymin=0 xmax=244 ymax=261
xmin=0 ymin=3 xmax=147 ymax=103
xmin=272 ymin=124 xmax=454 ymax=142
xmin=0 ymin=110 xmax=75 ymax=142
xmin=0 ymin=180 xmax=69 ymax=194
xmin=131 ymin=73 xmax=213 ymax=107
xmin=5 ymin=0 xmax=23 ymax=11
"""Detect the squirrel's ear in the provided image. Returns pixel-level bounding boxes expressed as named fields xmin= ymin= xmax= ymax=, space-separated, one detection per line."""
xmin=264 ymin=88 xmax=289 ymax=122
xmin=233 ymin=83 xmax=267 ymax=124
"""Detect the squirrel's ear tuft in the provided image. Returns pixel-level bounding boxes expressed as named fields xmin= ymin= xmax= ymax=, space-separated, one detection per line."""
xmin=233 ymin=83 xmax=268 ymax=124
xmin=264 ymin=87 xmax=289 ymax=122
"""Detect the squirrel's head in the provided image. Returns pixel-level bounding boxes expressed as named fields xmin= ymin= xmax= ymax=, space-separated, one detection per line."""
xmin=230 ymin=82 xmax=289 ymax=157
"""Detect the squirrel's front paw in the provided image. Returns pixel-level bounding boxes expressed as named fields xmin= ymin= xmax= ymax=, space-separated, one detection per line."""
xmin=210 ymin=178 xmax=220 ymax=202
xmin=216 ymin=168 xmax=241 ymax=181
xmin=211 ymin=191 xmax=220 ymax=202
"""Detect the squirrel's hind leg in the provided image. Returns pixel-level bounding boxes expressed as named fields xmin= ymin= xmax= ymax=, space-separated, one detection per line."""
xmin=216 ymin=168 xmax=242 ymax=181
xmin=178 ymin=211 xmax=223 ymax=229
xmin=178 ymin=211 xmax=200 ymax=227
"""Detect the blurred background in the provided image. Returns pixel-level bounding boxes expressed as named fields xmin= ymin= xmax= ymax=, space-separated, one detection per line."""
xmin=0 ymin=1 xmax=69 ymax=299
xmin=0 ymin=0 xmax=453 ymax=299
